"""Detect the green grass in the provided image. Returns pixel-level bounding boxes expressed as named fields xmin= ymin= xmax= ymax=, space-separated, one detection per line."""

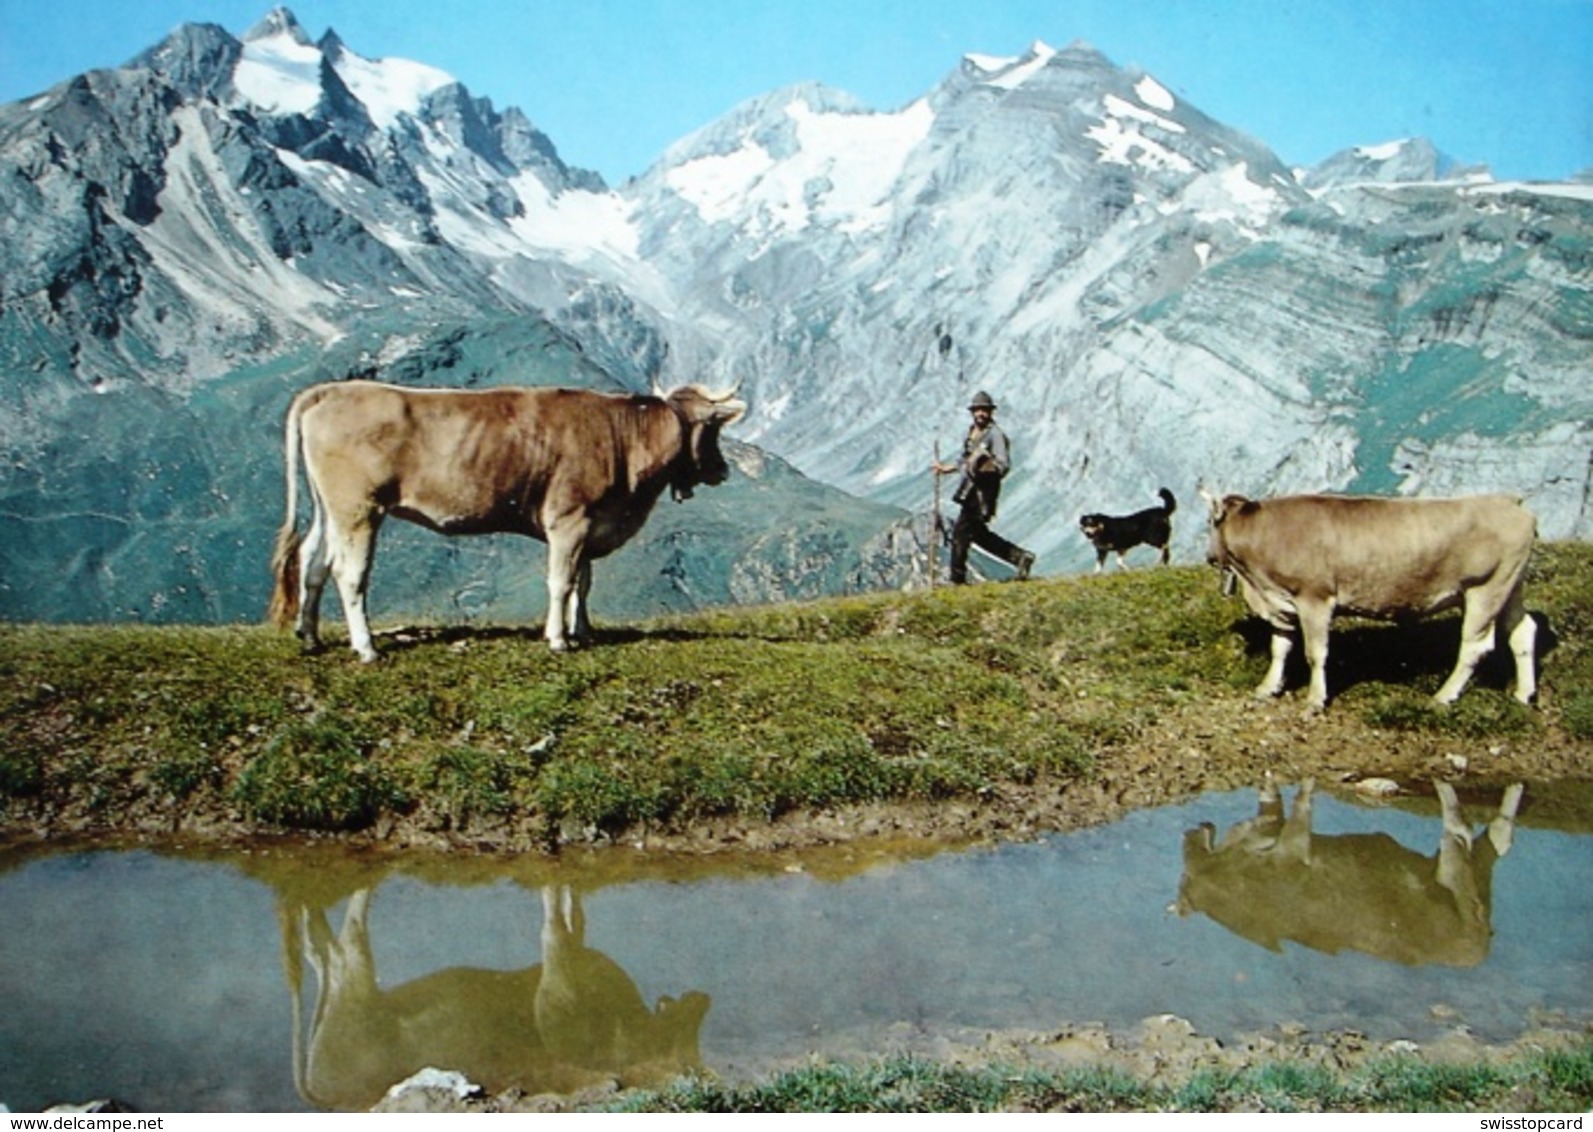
xmin=2 ymin=543 xmax=1589 ymax=839
xmin=608 ymin=1043 xmax=1593 ymax=1113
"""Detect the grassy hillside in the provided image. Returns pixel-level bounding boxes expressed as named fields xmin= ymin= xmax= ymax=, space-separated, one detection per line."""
xmin=2 ymin=543 xmax=1589 ymax=848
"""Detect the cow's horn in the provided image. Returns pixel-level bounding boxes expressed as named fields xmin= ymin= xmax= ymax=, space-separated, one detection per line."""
xmin=1198 ymin=481 xmax=1223 ymax=520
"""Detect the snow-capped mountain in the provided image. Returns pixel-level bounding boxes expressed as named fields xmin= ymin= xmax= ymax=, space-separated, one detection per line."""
xmin=1 ymin=9 xmax=1588 ymax=624
xmin=0 ymin=8 xmax=913 ymax=623
xmin=0 ymin=7 xmax=670 ymax=397
xmin=623 ymin=40 xmax=1590 ymax=562
xmin=627 ymin=42 xmax=1306 ymax=486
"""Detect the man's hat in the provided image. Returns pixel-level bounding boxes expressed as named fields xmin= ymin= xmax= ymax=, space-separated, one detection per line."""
xmin=968 ymin=391 xmax=996 ymax=410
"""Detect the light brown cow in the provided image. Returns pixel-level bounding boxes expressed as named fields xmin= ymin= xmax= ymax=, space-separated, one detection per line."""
xmin=1178 ymin=777 xmax=1524 ymax=967
xmin=1202 ymin=490 xmax=1537 ymax=713
xmin=269 ymin=380 xmax=747 ymax=660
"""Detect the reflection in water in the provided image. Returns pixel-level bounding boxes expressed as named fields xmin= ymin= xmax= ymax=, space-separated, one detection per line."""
xmin=1178 ymin=777 xmax=1523 ymax=967
xmin=284 ymin=883 xmax=709 ymax=1110
xmin=2 ymin=787 xmax=1586 ymax=1112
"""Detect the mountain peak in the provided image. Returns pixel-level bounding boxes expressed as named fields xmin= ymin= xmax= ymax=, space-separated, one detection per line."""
xmin=130 ymin=22 xmax=243 ymax=99
xmin=961 ymin=37 xmax=1122 ymax=95
xmin=1301 ymin=136 xmax=1493 ymax=189
xmin=244 ymin=7 xmax=313 ymax=47
xmin=317 ymin=28 xmax=348 ymax=60
xmin=655 ymin=79 xmax=870 ymax=171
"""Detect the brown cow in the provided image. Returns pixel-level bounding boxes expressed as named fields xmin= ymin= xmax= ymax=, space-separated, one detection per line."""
xmin=1202 ymin=490 xmax=1537 ymax=713
xmin=269 ymin=380 xmax=747 ymax=660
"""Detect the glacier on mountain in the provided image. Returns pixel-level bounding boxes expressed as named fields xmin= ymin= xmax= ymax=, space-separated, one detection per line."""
xmin=232 ymin=7 xmax=453 ymax=128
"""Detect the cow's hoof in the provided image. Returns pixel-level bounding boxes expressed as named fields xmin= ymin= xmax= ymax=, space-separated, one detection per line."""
xmin=547 ymin=639 xmax=569 ymax=654
xmin=356 ymin=650 xmax=380 ymax=664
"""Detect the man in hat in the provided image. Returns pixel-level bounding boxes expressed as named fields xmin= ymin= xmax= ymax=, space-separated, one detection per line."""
xmin=932 ymin=391 xmax=1036 ymax=584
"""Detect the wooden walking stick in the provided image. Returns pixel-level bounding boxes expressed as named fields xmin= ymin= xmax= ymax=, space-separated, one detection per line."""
xmin=930 ymin=440 xmax=942 ymax=590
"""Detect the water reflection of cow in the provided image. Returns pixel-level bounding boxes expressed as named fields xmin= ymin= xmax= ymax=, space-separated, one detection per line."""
xmin=281 ymin=885 xmax=710 ymax=1110
xmin=1177 ymin=778 xmax=1524 ymax=967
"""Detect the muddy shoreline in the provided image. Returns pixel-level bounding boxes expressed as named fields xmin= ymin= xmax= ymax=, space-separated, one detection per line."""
xmin=7 ymin=691 xmax=1592 ymax=860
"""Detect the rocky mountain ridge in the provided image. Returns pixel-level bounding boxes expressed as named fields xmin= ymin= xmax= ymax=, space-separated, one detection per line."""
xmin=619 ymin=40 xmax=1591 ymax=563
xmin=0 ymin=8 xmax=1588 ymax=624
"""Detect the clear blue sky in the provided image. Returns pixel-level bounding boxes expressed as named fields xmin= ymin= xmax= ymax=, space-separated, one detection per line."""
xmin=2 ymin=0 xmax=1588 ymax=185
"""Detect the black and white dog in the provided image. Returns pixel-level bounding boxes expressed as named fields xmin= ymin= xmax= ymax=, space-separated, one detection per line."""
xmin=1079 ymin=488 xmax=1176 ymax=571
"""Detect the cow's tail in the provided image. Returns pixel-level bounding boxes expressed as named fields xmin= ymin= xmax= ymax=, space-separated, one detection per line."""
xmin=267 ymin=392 xmax=307 ymax=629
xmin=1159 ymin=487 xmax=1177 ymax=515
